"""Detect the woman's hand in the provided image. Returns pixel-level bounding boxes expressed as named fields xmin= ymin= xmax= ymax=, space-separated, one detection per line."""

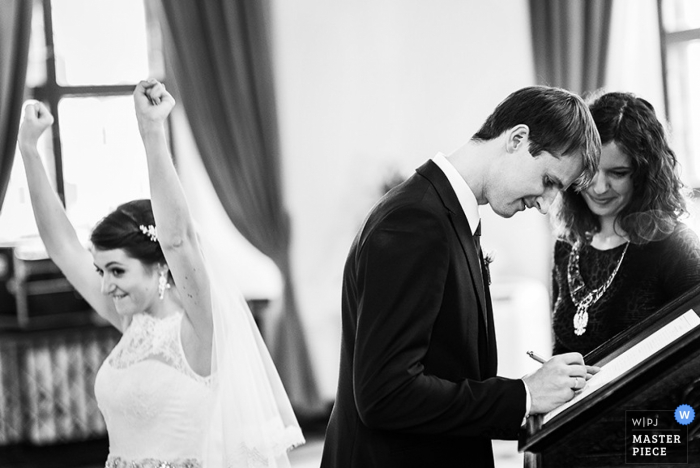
xmin=18 ymin=101 xmax=54 ymax=150
xmin=134 ymin=79 xmax=175 ymax=134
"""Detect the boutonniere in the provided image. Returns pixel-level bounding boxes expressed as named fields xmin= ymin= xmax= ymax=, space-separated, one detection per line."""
xmin=483 ymin=250 xmax=495 ymax=285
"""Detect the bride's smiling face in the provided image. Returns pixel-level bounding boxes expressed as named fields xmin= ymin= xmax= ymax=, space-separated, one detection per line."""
xmin=93 ymin=248 xmax=160 ymax=316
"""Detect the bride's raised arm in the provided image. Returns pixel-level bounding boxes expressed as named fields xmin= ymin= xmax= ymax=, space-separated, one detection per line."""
xmin=133 ymin=80 xmax=213 ymax=342
xmin=17 ymin=102 xmax=122 ymax=329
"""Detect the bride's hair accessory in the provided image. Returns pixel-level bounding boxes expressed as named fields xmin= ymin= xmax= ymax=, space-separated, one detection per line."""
xmin=139 ymin=225 xmax=158 ymax=242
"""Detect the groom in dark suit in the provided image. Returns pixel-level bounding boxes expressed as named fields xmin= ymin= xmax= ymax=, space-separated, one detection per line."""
xmin=321 ymin=86 xmax=602 ymax=468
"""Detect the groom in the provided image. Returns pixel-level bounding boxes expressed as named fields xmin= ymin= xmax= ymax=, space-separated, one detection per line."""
xmin=321 ymin=86 xmax=602 ymax=468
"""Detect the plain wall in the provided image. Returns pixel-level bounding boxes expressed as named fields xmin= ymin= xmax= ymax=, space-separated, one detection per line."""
xmin=270 ymin=0 xmax=548 ymax=400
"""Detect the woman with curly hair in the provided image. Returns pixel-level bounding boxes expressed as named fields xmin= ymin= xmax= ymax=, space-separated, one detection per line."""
xmin=550 ymin=91 xmax=700 ymax=356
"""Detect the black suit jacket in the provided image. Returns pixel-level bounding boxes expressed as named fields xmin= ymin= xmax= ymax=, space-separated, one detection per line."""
xmin=321 ymin=160 xmax=526 ymax=468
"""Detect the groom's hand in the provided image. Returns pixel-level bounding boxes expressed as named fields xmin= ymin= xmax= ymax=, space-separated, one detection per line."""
xmin=522 ymin=352 xmax=600 ymax=414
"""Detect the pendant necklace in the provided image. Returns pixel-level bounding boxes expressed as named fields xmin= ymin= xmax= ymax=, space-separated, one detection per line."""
xmin=567 ymin=241 xmax=630 ymax=336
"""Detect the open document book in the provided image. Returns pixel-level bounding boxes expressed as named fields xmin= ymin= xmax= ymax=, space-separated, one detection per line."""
xmin=543 ymin=309 xmax=700 ymax=424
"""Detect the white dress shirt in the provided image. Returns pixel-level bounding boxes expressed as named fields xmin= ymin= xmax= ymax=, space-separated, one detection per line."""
xmin=431 ymin=152 xmax=480 ymax=235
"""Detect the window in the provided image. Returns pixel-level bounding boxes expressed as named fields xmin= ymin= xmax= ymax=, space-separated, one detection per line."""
xmin=0 ymin=0 xmax=164 ymax=243
xmin=659 ymin=0 xmax=700 ymax=188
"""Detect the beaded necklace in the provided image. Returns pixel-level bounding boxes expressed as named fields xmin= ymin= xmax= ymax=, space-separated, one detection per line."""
xmin=567 ymin=241 xmax=630 ymax=336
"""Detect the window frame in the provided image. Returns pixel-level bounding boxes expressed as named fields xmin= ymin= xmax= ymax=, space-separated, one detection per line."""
xmin=31 ymin=0 xmax=160 ymax=207
xmin=657 ymin=0 xmax=700 ymax=191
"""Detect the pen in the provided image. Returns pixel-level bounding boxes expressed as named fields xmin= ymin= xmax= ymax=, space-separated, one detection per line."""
xmin=526 ymin=350 xmax=547 ymax=364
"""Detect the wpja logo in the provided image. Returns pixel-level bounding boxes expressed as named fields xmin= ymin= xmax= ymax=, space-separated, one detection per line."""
xmin=625 ymin=406 xmax=694 ymax=464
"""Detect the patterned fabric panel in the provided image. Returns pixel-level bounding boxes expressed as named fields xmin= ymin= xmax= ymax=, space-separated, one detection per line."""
xmin=0 ymin=325 xmax=120 ymax=445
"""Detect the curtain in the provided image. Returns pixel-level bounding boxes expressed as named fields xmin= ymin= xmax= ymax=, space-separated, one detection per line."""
xmin=156 ymin=0 xmax=321 ymax=413
xmin=0 ymin=1 xmax=32 ymax=207
xmin=529 ymin=0 xmax=614 ymax=95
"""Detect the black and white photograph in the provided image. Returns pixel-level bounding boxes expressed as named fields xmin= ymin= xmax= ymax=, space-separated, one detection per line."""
xmin=1 ymin=1 xmax=699 ymax=467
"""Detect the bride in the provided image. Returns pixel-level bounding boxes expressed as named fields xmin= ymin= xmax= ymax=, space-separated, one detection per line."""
xmin=17 ymin=80 xmax=304 ymax=467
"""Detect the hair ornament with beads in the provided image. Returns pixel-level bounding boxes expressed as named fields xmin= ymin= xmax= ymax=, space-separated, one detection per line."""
xmin=139 ymin=224 xmax=158 ymax=242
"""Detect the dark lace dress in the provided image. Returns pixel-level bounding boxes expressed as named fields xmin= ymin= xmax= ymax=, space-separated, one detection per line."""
xmin=551 ymin=223 xmax=700 ymax=356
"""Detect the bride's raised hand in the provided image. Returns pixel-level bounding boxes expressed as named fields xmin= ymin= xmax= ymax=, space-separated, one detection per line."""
xmin=134 ymin=79 xmax=175 ymax=133
xmin=18 ymin=101 xmax=54 ymax=150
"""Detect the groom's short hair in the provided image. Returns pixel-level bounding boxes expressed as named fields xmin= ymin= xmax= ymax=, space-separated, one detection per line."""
xmin=472 ymin=86 xmax=600 ymax=187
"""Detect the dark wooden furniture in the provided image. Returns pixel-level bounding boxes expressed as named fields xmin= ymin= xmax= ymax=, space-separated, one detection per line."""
xmin=520 ymin=285 xmax=700 ymax=467
xmin=0 ymin=246 xmax=95 ymax=330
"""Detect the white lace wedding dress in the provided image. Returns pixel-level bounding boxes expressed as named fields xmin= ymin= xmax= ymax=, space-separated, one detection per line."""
xmin=94 ymin=275 xmax=305 ymax=468
xmin=95 ymin=311 xmax=211 ymax=468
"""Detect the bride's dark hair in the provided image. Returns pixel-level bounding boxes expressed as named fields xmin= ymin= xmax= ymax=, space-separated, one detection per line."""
xmin=90 ymin=199 xmax=166 ymax=266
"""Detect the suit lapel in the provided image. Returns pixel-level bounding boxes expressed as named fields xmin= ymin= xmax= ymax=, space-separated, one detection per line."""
xmin=416 ymin=161 xmax=490 ymax=332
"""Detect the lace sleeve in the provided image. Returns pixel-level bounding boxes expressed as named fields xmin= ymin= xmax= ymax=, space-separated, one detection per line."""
xmin=551 ymin=240 xmax=569 ymax=312
xmin=660 ymin=224 xmax=700 ymax=297
xmin=551 ymin=240 xmax=573 ymax=356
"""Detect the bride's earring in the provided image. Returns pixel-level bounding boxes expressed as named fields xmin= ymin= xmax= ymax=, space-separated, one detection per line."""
xmin=158 ymin=270 xmax=170 ymax=300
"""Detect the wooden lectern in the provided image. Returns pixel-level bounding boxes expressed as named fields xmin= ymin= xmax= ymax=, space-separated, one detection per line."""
xmin=519 ymin=284 xmax=700 ymax=467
